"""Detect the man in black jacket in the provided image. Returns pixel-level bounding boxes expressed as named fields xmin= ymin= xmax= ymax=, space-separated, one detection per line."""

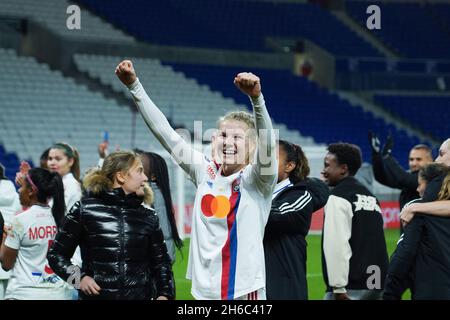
xmin=321 ymin=143 xmax=389 ymax=300
xmin=369 ymin=132 xmax=433 ymax=211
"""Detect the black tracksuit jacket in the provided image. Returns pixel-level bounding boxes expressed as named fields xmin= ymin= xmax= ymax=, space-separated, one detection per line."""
xmin=384 ymin=173 xmax=450 ymax=300
xmin=264 ymin=178 xmax=329 ymax=300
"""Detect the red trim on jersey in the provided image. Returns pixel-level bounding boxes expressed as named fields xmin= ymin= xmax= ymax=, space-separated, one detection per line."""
xmin=220 ymin=174 xmax=241 ymax=300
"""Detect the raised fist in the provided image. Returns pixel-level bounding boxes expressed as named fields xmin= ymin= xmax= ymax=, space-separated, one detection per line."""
xmin=15 ymin=161 xmax=31 ymax=186
xmin=98 ymin=142 xmax=109 ymax=159
xmin=234 ymin=72 xmax=261 ymax=99
xmin=115 ymin=60 xmax=137 ymax=87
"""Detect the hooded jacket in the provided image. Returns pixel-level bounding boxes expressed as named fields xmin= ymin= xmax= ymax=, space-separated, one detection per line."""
xmin=47 ymin=174 xmax=174 ymax=300
xmin=264 ymin=178 xmax=330 ymax=299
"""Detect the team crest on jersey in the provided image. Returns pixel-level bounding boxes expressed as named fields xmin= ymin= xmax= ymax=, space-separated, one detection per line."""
xmin=207 ymin=181 xmax=213 ymax=189
xmin=232 ymin=176 xmax=241 ymax=193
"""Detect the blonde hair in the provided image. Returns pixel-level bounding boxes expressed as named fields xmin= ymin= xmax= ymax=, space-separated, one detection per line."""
xmin=438 ymin=172 xmax=450 ymax=200
xmin=217 ymin=111 xmax=256 ymax=131
xmin=83 ymin=151 xmax=141 ymax=194
xmin=216 ymin=111 xmax=257 ymax=164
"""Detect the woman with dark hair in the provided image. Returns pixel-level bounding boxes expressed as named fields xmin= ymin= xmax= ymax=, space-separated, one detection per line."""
xmin=47 ymin=142 xmax=83 ymax=284
xmin=48 ymin=151 xmax=174 ymax=300
xmin=39 ymin=148 xmax=51 ymax=170
xmin=384 ymin=163 xmax=450 ymax=300
xmin=47 ymin=142 xmax=81 ymax=214
xmin=0 ymin=162 xmax=21 ymax=299
xmin=140 ymin=152 xmax=183 ymax=264
xmin=264 ymin=140 xmax=329 ymax=299
xmin=0 ymin=168 xmax=70 ymax=300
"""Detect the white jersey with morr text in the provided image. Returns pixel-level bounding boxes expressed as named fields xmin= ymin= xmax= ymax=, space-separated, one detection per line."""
xmin=4 ymin=205 xmax=69 ymax=300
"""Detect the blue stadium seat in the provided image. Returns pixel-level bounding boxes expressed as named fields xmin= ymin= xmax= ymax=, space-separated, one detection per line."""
xmin=168 ymin=63 xmax=426 ymax=168
xmin=76 ymin=0 xmax=381 ymax=57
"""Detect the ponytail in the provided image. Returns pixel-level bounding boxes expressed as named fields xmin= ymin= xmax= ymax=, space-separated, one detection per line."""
xmin=48 ymin=172 xmax=66 ymax=228
xmin=279 ymin=140 xmax=310 ymax=184
xmin=71 ymin=148 xmax=81 ymax=182
xmin=27 ymin=168 xmax=66 ymax=228
xmin=143 ymin=152 xmax=183 ymax=251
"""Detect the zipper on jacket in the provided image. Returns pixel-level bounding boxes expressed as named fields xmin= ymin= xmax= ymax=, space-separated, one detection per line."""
xmin=119 ymin=207 xmax=125 ymax=299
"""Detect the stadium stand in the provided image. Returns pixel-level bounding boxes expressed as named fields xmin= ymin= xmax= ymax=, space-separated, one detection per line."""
xmin=346 ymin=1 xmax=450 ymax=59
xmin=0 ymin=0 xmax=134 ymax=43
xmin=168 ymin=63 xmax=424 ymax=167
xmin=76 ymin=0 xmax=381 ymax=56
xmin=0 ymin=48 xmax=158 ymax=173
xmin=374 ymin=94 xmax=450 ymax=141
xmin=73 ymin=53 xmax=317 ymax=147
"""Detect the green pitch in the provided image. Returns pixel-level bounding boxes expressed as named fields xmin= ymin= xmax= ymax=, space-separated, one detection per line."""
xmin=172 ymin=228 xmax=410 ymax=300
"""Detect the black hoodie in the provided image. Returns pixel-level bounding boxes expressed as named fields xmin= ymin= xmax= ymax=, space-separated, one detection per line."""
xmin=264 ymin=178 xmax=330 ymax=300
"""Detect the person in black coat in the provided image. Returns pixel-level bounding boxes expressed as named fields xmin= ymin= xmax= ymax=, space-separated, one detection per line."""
xmin=383 ymin=163 xmax=450 ymax=300
xmin=48 ymin=151 xmax=174 ymax=300
xmin=264 ymin=140 xmax=329 ymax=300
xmin=369 ymin=132 xmax=433 ymax=213
xmin=399 ymin=138 xmax=450 ymax=224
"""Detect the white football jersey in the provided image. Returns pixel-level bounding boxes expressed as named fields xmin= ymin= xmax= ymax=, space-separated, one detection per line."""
xmin=187 ymin=159 xmax=275 ymax=299
xmin=4 ymin=205 xmax=69 ymax=300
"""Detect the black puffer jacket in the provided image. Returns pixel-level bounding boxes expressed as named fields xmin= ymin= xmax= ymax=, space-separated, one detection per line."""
xmin=48 ymin=180 xmax=175 ymax=300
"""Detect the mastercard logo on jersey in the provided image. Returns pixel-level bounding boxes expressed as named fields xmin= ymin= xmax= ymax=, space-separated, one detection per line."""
xmin=201 ymin=194 xmax=232 ymax=218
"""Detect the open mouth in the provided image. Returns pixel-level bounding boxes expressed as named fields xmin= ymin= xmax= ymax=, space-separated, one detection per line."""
xmin=223 ymin=149 xmax=237 ymax=156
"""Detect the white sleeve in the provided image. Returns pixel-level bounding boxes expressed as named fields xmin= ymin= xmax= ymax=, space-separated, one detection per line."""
xmin=4 ymin=216 xmax=24 ymax=250
xmin=64 ymin=180 xmax=82 ymax=214
xmin=128 ymin=78 xmax=205 ymax=183
xmin=97 ymin=158 xmax=104 ymax=168
xmin=323 ymin=195 xmax=353 ymax=293
xmin=248 ymin=94 xmax=277 ymax=196
xmin=0 ymin=181 xmax=21 ymax=224
xmin=0 ymin=181 xmax=17 ymax=208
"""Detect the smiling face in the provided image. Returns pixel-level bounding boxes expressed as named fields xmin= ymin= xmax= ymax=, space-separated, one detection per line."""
xmin=409 ymin=148 xmax=432 ymax=172
xmin=47 ymin=148 xmax=74 ymax=177
xmin=212 ymin=119 xmax=255 ymax=169
xmin=117 ymin=159 xmax=148 ymax=195
xmin=321 ymin=152 xmax=347 ymax=186
xmin=436 ymin=140 xmax=450 ymax=166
